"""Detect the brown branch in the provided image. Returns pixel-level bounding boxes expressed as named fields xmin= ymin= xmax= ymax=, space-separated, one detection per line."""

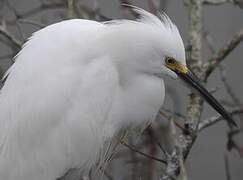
xmin=146 ymin=127 xmax=157 ymax=180
xmin=204 ymin=26 xmax=243 ymax=80
xmin=161 ymin=108 xmax=186 ymax=120
xmin=120 ymin=141 xmax=167 ymax=164
xmin=147 ymin=0 xmax=159 ymax=15
xmin=128 ymin=139 xmax=139 ymax=180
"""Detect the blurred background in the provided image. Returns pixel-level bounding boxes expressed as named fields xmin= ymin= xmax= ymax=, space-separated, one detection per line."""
xmin=0 ymin=0 xmax=242 ymax=179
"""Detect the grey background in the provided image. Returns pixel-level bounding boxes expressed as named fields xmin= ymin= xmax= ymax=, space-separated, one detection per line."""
xmin=0 ymin=0 xmax=242 ymax=179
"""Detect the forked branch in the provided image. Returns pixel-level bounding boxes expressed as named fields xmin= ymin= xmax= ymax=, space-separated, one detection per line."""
xmin=204 ymin=26 xmax=243 ymax=80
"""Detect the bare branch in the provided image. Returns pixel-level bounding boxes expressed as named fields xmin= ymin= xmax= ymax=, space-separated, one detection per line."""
xmin=147 ymin=0 xmax=160 ymax=15
xmin=186 ymin=0 xmax=204 ymax=130
xmin=160 ymin=108 xmax=186 ymax=120
xmin=0 ymin=24 xmax=22 ymax=48
xmin=204 ymin=26 xmax=243 ymax=80
xmin=203 ymin=0 xmax=231 ymax=5
xmin=198 ymin=108 xmax=243 ymax=131
xmin=67 ymin=0 xmax=75 ymax=18
xmin=227 ymin=130 xmax=243 ymax=156
xmin=163 ymin=0 xmax=205 ymax=178
xmin=162 ymin=6 xmax=203 ymax=176
xmin=224 ymin=153 xmax=232 ymax=180
xmin=202 ymin=30 xmax=216 ymax=53
xmin=121 ymin=141 xmax=167 ymax=164
xmin=15 ymin=2 xmax=66 ymax=19
xmin=18 ymin=19 xmax=46 ymax=28
xmin=164 ymin=119 xmax=188 ymax=180
xmin=161 ymin=150 xmax=180 ymax=180
xmin=0 ymin=53 xmax=14 ymax=60
xmin=218 ymin=65 xmax=243 ymax=109
xmin=74 ymin=4 xmax=111 ymax=21
xmin=203 ymin=0 xmax=243 ymax=8
xmin=99 ymin=167 xmax=115 ymax=180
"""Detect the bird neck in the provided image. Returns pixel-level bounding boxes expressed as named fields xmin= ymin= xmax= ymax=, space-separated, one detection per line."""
xmin=110 ymin=73 xmax=165 ymax=129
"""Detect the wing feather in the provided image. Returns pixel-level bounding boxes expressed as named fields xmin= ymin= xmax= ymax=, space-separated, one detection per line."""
xmin=0 ymin=20 xmax=118 ymax=180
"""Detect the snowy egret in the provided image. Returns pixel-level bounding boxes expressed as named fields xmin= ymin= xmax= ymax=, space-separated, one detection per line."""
xmin=0 ymin=6 xmax=236 ymax=180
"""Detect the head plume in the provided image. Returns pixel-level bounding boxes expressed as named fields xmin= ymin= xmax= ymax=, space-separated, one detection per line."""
xmin=113 ymin=4 xmax=185 ymax=63
xmin=121 ymin=4 xmax=179 ymax=35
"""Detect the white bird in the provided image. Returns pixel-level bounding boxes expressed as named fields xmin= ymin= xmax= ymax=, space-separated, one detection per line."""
xmin=0 ymin=6 xmax=236 ymax=180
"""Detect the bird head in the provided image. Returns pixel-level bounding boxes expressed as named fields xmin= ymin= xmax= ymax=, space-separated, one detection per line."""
xmin=107 ymin=5 xmax=237 ymax=127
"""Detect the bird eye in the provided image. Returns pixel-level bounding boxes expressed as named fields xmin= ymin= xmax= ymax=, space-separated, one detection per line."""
xmin=166 ymin=57 xmax=176 ymax=64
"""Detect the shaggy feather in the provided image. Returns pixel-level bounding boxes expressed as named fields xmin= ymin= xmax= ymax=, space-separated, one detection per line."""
xmin=0 ymin=7 xmax=185 ymax=180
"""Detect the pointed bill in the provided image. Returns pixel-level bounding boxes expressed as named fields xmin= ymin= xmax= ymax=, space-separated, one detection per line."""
xmin=165 ymin=59 xmax=237 ymax=127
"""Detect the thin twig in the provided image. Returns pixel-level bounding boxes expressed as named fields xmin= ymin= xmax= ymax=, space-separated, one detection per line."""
xmin=101 ymin=168 xmax=115 ymax=180
xmin=160 ymin=108 xmax=186 ymax=120
xmin=0 ymin=25 xmax=22 ymax=48
xmin=127 ymin=138 xmax=139 ymax=180
xmin=6 ymin=0 xmax=26 ymax=41
xmin=198 ymin=108 xmax=243 ymax=131
xmin=224 ymin=153 xmax=231 ymax=180
xmin=227 ymin=130 xmax=243 ymax=156
xmin=218 ymin=65 xmax=243 ymax=117
xmin=0 ymin=53 xmax=14 ymax=60
xmin=74 ymin=4 xmax=111 ymax=21
xmin=15 ymin=2 xmax=66 ymax=19
xmin=204 ymin=26 xmax=243 ymax=80
xmin=157 ymin=142 xmax=167 ymax=156
xmin=147 ymin=0 xmax=159 ymax=15
xmin=18 ymin=19 xmax=46 ymax=28
xmin=202 ymin=30 xmax=216 ymax=53
xmin=203 ymin=0 xmax=231 ymax=5
xmin=121 ymin=141 xmax=167 ymax=164
xmin=203 ymin=0 xmax=243 ymax=9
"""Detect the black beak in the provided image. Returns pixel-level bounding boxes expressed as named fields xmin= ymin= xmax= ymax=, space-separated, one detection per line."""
xmin=175 ymin=69 xmax=237 ymax=127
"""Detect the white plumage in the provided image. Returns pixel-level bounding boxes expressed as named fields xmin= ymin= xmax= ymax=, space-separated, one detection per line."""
xmin=0 ymin=7 xmax=185 ymax=180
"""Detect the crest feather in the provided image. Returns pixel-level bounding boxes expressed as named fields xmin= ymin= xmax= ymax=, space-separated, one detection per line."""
xmin=121 ymin=4 xmax=178 ymax=33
